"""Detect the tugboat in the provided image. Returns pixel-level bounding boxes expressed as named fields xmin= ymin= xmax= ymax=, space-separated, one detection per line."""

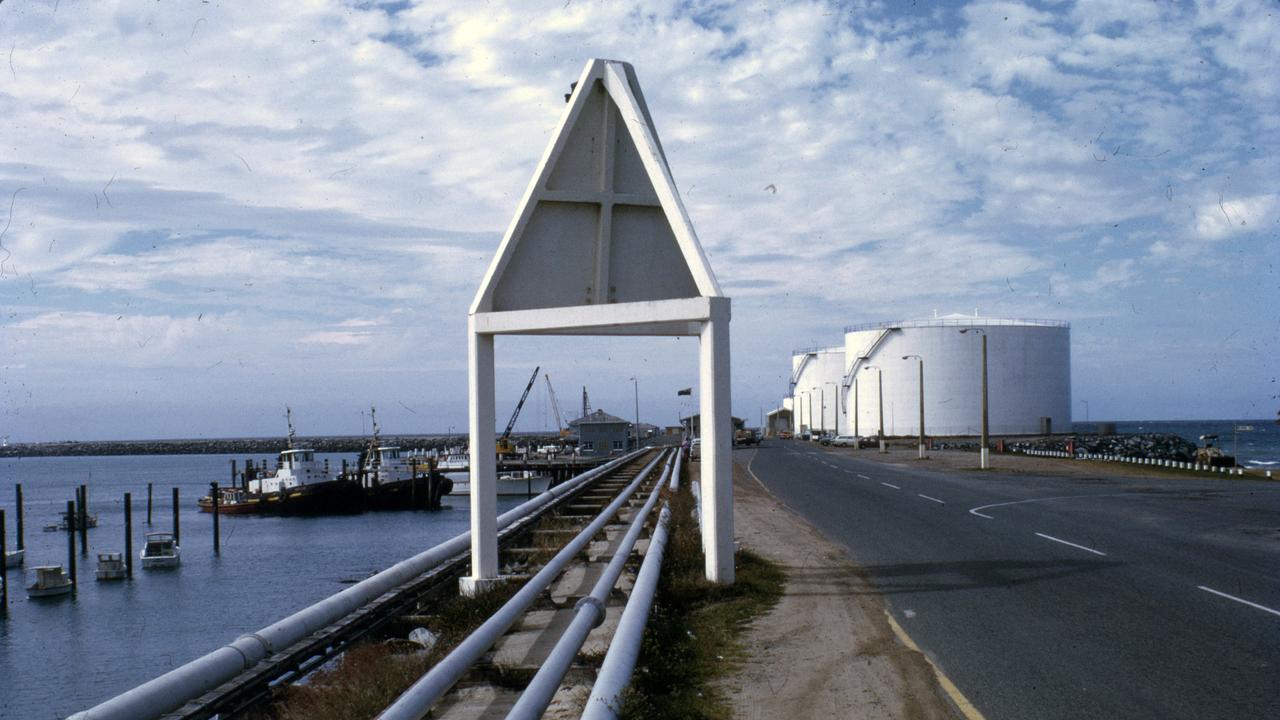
xmin=198 ymin=407 xmax=364 ymax=516
xmin=356 ymin=406 xmax=451 ymax=510
xmin=27 ymin=565 xmax=74 ymax=598
xmin=140 ymin=532 xmax=181 ymax=569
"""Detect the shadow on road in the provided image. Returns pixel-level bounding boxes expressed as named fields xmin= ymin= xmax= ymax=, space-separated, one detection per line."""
xmin=779 ymin=557 xmax=1124 ymax=596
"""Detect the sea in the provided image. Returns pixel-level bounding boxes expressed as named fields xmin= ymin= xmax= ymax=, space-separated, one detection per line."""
xmin=1 ymin=420 xmax=1277 ymax=718
xmin=0 ymin=452 xmax=523 ymax=720
xmin=1069 ymin=419 xmax=1280 ymax=468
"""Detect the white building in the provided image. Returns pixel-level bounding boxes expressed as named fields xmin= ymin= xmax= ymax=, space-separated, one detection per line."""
xmin=843 ymin=315 xmax=1071 ymax=437
xmin=789 ymin=346 xmax=846 ymax=435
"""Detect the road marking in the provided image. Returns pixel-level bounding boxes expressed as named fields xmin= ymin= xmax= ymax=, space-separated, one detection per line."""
xmin=1035 ymin=532 xmax=1107 ymax=556
xmin=918 ymin=494 xmax=946 ymax=504
xmin=885 ymin=612 xmax=987 ymax=720
xmin=1198 ymin=586 xmax=1280 ymax=618
xmin=881 ymin=482 xmax=900 ymax=489
xmin=857 ymin=473 xmax=870 ymax=480
xmin=971 ymin=510 xmax=994 ymax=519
xmin=967 ymin=487 xmax=1280 ymax=520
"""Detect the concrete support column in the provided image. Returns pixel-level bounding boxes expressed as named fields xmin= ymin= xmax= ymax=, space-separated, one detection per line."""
xmin=699 ymin=303 xmax=734 ymax=584
xmin=462 ymin=320 xmax=499 ymax=595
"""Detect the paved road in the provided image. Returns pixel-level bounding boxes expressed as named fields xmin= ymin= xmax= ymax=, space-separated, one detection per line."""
xmin=742 ymin=441 xmax=1280 ymax=720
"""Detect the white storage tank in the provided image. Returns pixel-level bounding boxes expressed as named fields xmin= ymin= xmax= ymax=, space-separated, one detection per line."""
xmin=844 ymin=315 xmax=1070 ymax=437
xmin=790 ymin=346 xmax=846 ymax=435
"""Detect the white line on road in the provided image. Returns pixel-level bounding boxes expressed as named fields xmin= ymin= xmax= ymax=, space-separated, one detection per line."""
xmin=881 ymin=482 xmax=900 ymax=489
xmin=857 ymin=474 xmax=870 ymax=480
xmin=971 ymin=510 xmax=994 ymax=519
xmin=1197 ymin=586 xmax=1280 ymax=618
xmin=918 ymin=494 xmax=946 ymax=504
xmin=1035 ymin=532 xmax=1107 ymax=556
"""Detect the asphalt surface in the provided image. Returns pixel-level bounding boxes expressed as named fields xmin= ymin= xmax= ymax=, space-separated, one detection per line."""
xmin=742 ymin=441 xmax=1280 ymax=720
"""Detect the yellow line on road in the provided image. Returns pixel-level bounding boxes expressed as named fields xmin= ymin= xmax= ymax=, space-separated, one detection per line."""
xmin=885 ymin=612 xmax=987 ymax=720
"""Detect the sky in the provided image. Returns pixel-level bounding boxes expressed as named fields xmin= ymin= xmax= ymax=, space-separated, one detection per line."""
xmin=0 ymin=0 xmax=1276 ymax=443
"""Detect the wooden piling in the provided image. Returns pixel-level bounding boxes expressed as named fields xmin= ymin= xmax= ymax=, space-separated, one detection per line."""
xmin=147 ymin=482 xmax=153 ymax=525
xmin=124 ymin=492 xmax=134 ymax=579
xmin=172 ymin=487 xmax=181 ymax=547
xmin=211 ymin=482 xmax=220 ymax=555
xmin=78 ymin=484 xmax=89 ymax=555
xmin=1 ymin=509 xmax=8 ymax=615
xmin=231 ymin=459 xmax=237 ymax=486
xmin=14 ymin=484 xmax=23 ymax=552
xmin=66 ymin=500 xmax=77 ymax=591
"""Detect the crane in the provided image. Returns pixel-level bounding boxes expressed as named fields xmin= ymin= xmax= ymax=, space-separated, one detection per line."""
xmin=544 ymin=373 xmax=572 ymax=438
xmin=497 ymin=366 xmax=540 ymax=455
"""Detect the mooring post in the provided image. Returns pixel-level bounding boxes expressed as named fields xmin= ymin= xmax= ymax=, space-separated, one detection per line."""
xmin=66 ymin=500 xmax=77 ymax=591
xmin=147 ymin=482 xmax=153 ymax=525
xmin=211 ymin=482 xmax=220 ymax=555
xmin=14 ymin=484 xmax=23 ymax=552
xmin=124 ymin=492 xmax=134 ymax=579
xmin=1 ymin=508 xmax=8 ymax=615
xmin=410 ymin=460 xmax=418 ymax=509
xmin=78 ymin=485 xmax=89 ymax=555
xmin=172 ymin=487 xmax=181 ymax=547
xmin=341 ymin=458 xmax=348 ymax=480
xmin=230 ymin=459 xmax=237 ymax=487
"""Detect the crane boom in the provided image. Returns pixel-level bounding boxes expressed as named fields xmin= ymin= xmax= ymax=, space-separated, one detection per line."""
xmin=544 ymin=373 xmax=570 ymax=436
xmin=498 ymin=366 xmax=540 ymax=453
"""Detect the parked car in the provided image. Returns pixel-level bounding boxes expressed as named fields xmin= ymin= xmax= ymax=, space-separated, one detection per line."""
xmin=689 ymin=437 xmax=701 ymax=459
xmin=830 ymin=435 xmax=858 ymax=447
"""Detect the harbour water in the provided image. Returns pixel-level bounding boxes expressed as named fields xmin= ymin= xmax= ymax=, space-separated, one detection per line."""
xmin=1071 ymin=419 xmax=1280 ymax=467
xmin=0 ymin=453 xmax=520 ymax=720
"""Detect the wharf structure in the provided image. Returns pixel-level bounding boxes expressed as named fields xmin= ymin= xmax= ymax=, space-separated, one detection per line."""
xmin=780 ymin=314 xmax=1071 ymax=438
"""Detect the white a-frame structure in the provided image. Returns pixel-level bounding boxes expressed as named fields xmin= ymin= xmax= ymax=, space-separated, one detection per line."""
xmin=465 ymin=58 xmax=733 ymax=588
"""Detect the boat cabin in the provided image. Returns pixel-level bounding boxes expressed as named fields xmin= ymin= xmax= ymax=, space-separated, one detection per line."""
xmin=143 ymin=532 xmax=177 ymax=554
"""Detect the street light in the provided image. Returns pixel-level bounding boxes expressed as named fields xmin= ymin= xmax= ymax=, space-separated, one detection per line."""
xmin=902 ymin=355 xmax=926 ymax=459
xmin=812 ymin=386 xmax=824 ymax=436
xmin=629 ymin=377 xmax=640 ymax=450
xmin=805 ymin=391 xmax=814 ymax=435
xmin=863 ymin=366 xmax=886 ymax=453
xmin=825 ymin=381 xmax=840 ymax=435
xmin=959 ymin=328 xmax=989 ymax=469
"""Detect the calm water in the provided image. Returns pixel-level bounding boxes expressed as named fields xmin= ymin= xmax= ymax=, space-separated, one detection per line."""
xmin=1071 ymin=419 xmax=1280 ymax=467
xmin=0 ymin=453 xmax=520 ymax=720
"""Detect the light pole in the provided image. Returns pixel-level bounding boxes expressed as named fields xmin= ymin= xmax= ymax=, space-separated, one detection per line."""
xmin=629 ymin=377 xmax=640 ymax=450
xmin=825 ymin=381 xmax=840 ymax=436
xmin=902 ymin=355 xmax=926 ymax=459
xmin=960 ymin=328 xmax=989 ymax=469
xmin=813 ymin=386 xmax=824 ymax=437
xmin=806 ymin=391 xmax=814 ymax=435
xmin=863 ymin=366 xmax=885 ymax=453
xmin=852 ymin=376 xmax=859 ymax=443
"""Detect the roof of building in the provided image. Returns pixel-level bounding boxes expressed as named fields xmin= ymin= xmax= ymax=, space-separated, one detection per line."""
xmin=569 ymin=409 xmax=632 ymax=427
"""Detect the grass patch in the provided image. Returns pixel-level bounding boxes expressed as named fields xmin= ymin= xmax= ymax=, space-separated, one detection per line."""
xmin=260 ymin=580 xmax=519 ymax=720
xmin=619 ymin=482 xmax=785 ymax=720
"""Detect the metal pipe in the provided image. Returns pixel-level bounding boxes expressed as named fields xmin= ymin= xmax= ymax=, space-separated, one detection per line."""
xmin=69 ymin=450 xmax=648 ymax=720
xmin=377 ymin=451 xmax=667 ymax=720
xmin=507 ymin=454 xmax=674 ymax=719
xmin=583 ymin=502 xmax=674 ymax=719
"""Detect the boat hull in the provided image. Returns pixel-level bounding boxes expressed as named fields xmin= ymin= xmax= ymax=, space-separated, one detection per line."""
xmin=96 ymin=569 xmax=127 ymax=581
xmin=141 ymin=555 xmax=180 ymax=570
xmin=363 ymin=474 xmax=454 ymax=511
xmin=446 ymin=474 xmax=552 ymax=497
xmin=198 ymin=479 xmax=366 ymax=516
xmin=28 ymin=583 xmax=73 ymax=598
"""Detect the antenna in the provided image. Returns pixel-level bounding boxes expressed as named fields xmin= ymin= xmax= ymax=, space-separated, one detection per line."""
xmin=370 ymin=405 xmax=380 ymax=444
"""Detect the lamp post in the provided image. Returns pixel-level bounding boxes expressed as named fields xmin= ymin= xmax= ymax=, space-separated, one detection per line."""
xmin=960 ymin=328 xmax=989 ymax=469
xmin=806 ymin=391 xmax=814 ymax=436
xmin=863 ymin=366 xmax=885 ymax=453
xmin=629 ymin=377 xmax=640 ymax=450
xmin=852 ymin=376 xmax=859 ymax=443
xmin=813 ymin=386 xmax=824 ymax=437
xmin=825 ymin=381 xmax=840 ymax=435
xmin=902 ymin=355 xmax=926 ymax=459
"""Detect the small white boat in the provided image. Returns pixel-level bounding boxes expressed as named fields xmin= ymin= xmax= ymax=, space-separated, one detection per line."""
xmin=447 ymin=471 xmax=552 ymax=497
xmin=96 ymin=552 xmax=127 ymax=581
xmin=140 ymin=532 xmax=180 ymax=569
xmin=27 ymin=565 xmax=73 ymax=598
xmin=4 ymin=548 xmax=23 ymax=568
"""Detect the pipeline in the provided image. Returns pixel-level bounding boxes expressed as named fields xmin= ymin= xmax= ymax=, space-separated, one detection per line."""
xmin=68 ymin=449 xmax=647 ymax=720
xmin=582 ymin=449 xmax=683 ymax=719
xmin=376 ymin=450 xmax=669 ymax=720
xmin=505 ymin=453 xmax=675 ymax=719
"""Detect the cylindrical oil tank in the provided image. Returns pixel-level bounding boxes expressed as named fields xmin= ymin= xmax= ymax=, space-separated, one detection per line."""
xmin=844 ymin=316 xmax=1070 ymax=437
xmin=789 ymin=346 xmax=846 ymax=436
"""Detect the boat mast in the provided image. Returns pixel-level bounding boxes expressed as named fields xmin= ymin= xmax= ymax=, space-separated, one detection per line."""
xmin=285 ymin=405 xmax=297 ymax=450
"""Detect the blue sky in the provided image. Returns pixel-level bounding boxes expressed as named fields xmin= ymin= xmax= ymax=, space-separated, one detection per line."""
xmin=1 ymin=0 xmax=1276 ymax=442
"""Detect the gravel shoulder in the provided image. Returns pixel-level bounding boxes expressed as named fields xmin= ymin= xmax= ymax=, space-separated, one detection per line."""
xmin=718 ymin=454 xmax=959 ymax=720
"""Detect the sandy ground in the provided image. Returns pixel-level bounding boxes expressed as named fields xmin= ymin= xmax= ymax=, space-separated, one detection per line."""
xmin=718 ymin=458 xmax=958 ymax=720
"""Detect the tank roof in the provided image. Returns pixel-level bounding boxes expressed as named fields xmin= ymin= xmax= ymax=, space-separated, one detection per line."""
xmin=843 ymin=316 xmax=1069 ymax=333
